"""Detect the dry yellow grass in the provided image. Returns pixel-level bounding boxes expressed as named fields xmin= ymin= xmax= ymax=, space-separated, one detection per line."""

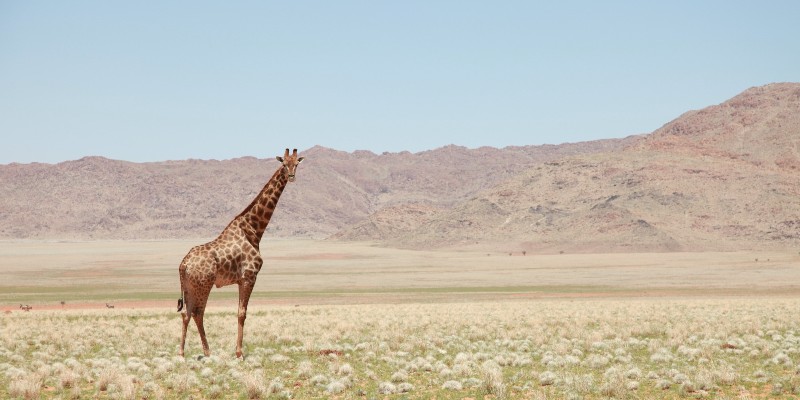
xmin=1 ymin=240 xmax=800 ymax=398
xmin=2 ymin=299 xmax=800 ymax=398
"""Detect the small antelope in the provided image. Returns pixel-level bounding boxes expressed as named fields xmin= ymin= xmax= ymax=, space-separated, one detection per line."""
xmin=105 ymin=303 xmax=115 ymax=309
xmin=19 ymin=304 xmax=32 ymax=312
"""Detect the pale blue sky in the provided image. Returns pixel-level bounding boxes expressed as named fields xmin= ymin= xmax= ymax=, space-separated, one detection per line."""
xmin=1 ymin=1 xmax=798 ymax=164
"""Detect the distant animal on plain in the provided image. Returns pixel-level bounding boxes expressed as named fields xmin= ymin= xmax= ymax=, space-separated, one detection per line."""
xmin=105 ymin=303 xmax=115 ymax=309
xmin=19 ymin=304 xmax=32 ymax=311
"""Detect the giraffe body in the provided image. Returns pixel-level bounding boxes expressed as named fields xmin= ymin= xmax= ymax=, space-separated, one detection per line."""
xmin=178 ymin=149 xmax=303 ymax=358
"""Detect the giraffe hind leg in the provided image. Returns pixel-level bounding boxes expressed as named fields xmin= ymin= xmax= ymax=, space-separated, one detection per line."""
xmin=192 ymin=287 xmax=212 ymax=357
xmin=194 ymin=312 xmax=210 ymax=357
xmin=179 ymin=296 xmax=193 ymax=357
xmin=178 ymin=290 xmax=212 ymax=357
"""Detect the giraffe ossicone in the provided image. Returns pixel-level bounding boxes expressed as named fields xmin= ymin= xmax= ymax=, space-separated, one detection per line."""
xmin=178 ymin=148 xmax=304 ymax=358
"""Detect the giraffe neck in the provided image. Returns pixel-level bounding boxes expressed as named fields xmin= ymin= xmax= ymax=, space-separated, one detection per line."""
xmin=234 ymin=166 xmax=288 ymax=245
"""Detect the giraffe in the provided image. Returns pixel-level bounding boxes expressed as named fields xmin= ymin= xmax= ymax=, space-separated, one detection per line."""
xmin=177 ymin=148 xmax=304 ymax=358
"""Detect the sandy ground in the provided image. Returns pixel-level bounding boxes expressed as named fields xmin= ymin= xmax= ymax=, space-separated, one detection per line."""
xmin=2 ymin=239 xmax=799 ymax=311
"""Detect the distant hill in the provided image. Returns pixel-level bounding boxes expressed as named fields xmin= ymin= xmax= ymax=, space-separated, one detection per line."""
xmin=0 ymin=138 xmax=630 ymax=241
xmin=2 ymin=83 xmax=798 ymax=253
xmin=335 ymin=83 xmax=800 ymax=252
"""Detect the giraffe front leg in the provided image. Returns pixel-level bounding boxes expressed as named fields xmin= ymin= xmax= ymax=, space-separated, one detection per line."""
xmin=236 ymin=281 xmax=255 ymax=358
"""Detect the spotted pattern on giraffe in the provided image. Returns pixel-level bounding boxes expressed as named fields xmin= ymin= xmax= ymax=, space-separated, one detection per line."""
xmin=178 ymin=148 xmax=304 ymax=358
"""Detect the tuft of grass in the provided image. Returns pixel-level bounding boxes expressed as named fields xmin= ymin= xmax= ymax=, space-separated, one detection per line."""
xmin=296 ymin=360 xmax=313 ymax=379
xmin=442 ymin=380 xmax=463 ymax=390
xmin=481 ymin=360 xmax=506 ymax=397
xmin=241 ymin=372 xmax=266 ymax=399
xmin=96 ymin=367 xmax=120 ymax=392
xmin=206 ymin=384 xmax=223 ymax=399
xmin=267 ymin=377 xmax=285 ymax=395
xmin=378 ymin=381 xmax=397 ymax=394
xmin=325 ymin=380 xmax=345 ymax=394
xmin=337 ymin=363 xmax=353 ymax=376
xmin=59 ymin=368 xmax=80 ymax=389
xmin=655 ymin=379 xmax=671 ymax=390
xmin=539 ymin=371 xmax=557 ymax=386
xmin=390 ymin=369 xmax=408 ymax=383
xmin=397 ymin=382 xmax=414 ymax=393
xmin=8 ymin=373 xmax=42 ymax=400
xmin=310 ymin=374 xmax=328 ymax=386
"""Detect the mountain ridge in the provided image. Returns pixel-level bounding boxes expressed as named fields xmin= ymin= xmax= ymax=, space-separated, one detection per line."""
xmin=2 ymin=83 xmax=798 ymax=252
xmin=335 ymin=83 xmax=800 ymax=252
xmin=0 ymin=138 xmax=632 ymax=241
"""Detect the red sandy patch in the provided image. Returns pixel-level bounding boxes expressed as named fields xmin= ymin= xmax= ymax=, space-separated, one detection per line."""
xmin=317 ymin=349 xmax=344 ymax=357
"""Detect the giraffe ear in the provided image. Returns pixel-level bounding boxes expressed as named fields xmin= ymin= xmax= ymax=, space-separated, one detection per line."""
xmin=297 ymin=157 xmax=304 ymax=163
xmin=276 ymin=156 xmax=284 ymax=162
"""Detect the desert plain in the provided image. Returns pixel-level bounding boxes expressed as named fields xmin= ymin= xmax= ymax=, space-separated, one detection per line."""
xmin=2 ymin=239 xmax=800 ymax=399
xmin=1 ymin=239 xmax=799 ymax=305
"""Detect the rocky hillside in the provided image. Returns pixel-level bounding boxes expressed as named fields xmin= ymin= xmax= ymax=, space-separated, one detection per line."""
xmin=335 ymin=83 xmax=800 ymax=252
xmin=0 ymin=139 xmax=629 ymax=240
xmin=635 ymin=82 xmax=800 ymax=170
xmin=2 ymin=83 xmax=797 ymax=252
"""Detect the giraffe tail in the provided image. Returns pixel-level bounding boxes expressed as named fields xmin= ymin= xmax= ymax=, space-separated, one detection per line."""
xmin=177 ymin=260 xmax=186 ymax=312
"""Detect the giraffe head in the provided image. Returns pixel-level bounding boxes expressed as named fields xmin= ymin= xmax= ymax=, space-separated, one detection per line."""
xmin=276 ymin=148 xmax=304 ymax=182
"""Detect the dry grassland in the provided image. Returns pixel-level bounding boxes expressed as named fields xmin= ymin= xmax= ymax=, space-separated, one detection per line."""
xmin=3 ymin=300 xmax=800 ymax=399
xmin=1 ymin=240 xmax=800 ymax=399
